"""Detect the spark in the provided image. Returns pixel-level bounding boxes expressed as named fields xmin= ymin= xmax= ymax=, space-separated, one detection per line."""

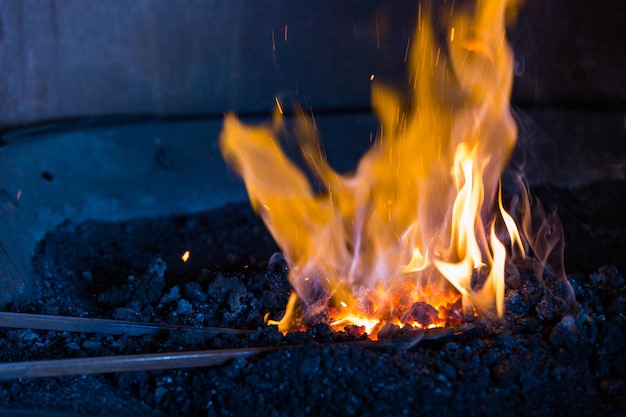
xmin=16 ymin=190 xmax=21 ymax=200
xmin=271 ymin=30 xmax=276 ymax=51
xmin=284 ymin=25 xmax=288 ymax=41
xmin=181 ymin=250 xmax=190 ymax=263
xmin=370 ymin=74 xmax=375 ymax=81
xmin=450 ymin=27 xmax=455 ymax=42
xmin=418 ymin=3 xmax=422 ymax=32
xmin=274 ymin=97 xmax=284 ymax=114
xmin=404 ymin=37 xmax=411 ymax=63
xmin=272 ymin=30 xmax=277 ymax=69
xmin=309 ymin=107 xmax=318 ymax=131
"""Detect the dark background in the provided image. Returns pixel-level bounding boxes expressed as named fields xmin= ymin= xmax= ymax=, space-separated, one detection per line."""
xmin=1 ymin=0 xmax=625 ymax=185
xmin=0 ymin=1 xmax=624 ymax=122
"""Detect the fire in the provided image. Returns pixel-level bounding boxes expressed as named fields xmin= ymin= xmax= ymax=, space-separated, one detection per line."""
xmin=220 ymin=0 xmax=525 ymax=338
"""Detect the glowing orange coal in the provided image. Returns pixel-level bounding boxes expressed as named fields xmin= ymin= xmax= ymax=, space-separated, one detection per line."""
xmin=220 ymin=0 xmax=526 ymax=338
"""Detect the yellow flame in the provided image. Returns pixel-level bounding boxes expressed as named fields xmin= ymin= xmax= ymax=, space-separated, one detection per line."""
xmin=267 ymin=292 xmax=298 ymax=333
xmin=220 ymin=0 xmax=523 ymax=338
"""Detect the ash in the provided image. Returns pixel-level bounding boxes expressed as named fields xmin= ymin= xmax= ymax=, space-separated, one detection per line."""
xmin=1 ymin=200 xmax=625 ymax=416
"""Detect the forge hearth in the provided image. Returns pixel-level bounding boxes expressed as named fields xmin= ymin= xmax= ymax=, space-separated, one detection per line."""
xmin=0 ymin=190 xmax=624 ymax=415
xmin=0 ymin=111 xmax=624 ymax=416
xmin=1 ymin=0 xmax=626 ymax=416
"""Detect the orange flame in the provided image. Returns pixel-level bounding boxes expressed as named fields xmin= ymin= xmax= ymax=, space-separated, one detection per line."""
xmin=220 ymin=0 xmax=524 ymax=338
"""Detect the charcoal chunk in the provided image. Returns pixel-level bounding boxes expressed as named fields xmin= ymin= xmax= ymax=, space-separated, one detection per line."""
xmin=176 ymin=299 xmax=194 ymax=315
xmin=408 ymin=301 xmax=439 ymax=326
xmin=184 ymin=282 xmax=207 ymax=303
xmin=161 ymin=285 xmax=181 ymax=304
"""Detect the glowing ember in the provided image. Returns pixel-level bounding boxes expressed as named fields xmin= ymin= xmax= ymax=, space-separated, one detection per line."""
xmin=220 ymin=0 xmax=526 ymax=338
xmin=181 ymin=250 xmax=191 ymax=263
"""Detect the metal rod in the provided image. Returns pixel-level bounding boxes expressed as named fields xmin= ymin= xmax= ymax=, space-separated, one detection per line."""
xmin=0 ymin=345 xmax=284 ymax=380
xmin=0 ymin=325 xmax=476 ymax=380
xmin=0 ymin=312 xmax=251 ymax=337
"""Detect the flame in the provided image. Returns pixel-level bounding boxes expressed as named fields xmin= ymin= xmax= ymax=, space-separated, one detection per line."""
xmin=220 ymin=0 xmax=525 ymax=338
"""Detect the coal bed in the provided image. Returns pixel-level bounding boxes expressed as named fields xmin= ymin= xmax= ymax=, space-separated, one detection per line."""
xmin=0 ymin=183 xmax=625 ymax=416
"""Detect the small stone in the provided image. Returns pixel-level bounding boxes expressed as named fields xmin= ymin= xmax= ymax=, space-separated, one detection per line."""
xmin=377 ymin=322 xmax=401 ymax=340
xmin=18 ymin=329 xmax=41 ymax=343
xmin=590 ymin=270 xmax=604 ymax=286
xmin=154 ymin=387 xmax=168 ymax=403
xmin=408 ymin=301 xmax=439 ymax=327
xmin=160 ymin=285 xmax=181 ymax=305
xmin=549 ymin=315 xmax=579 ymax=347
xmin=136 ymin=258 xmax=167 ymax=305
xmin=176 ymin=299 xmax=194 ymax=315
xmin=64 ymin=341 xmax=81 ymax=353
xmin=344 ymin=325 xmax=366 ymax=338
xmin=310 ymin=323 xmax=334 ymax=342
xmin=268 ymin=252 xmax=289 ymax=273
xmin=536 ymin=294 xmax=556 ymax=321
xmin=113 ymin=307 xmax=142 ymax=322
xmin=184 ymin=282 xmax=207 ymax=303
xmin=505 ymin=265 xmax=521 ymax=290
xmin=142 ymin=304 xmax=156 ymax=319
xmin=97 ymin=285 xmax=129 ymax=307
xmin=568 ymin=275 xmax=585 ymax=299
xmin=126 ymin=300 xmax=142 ymax=312
xmin=208 ymin=274 xmax=247 ymax=313
xmin=505 ymin=292 xmax=529 ymax=316
xmin=82 ymin=340 xmax=101 ymax=351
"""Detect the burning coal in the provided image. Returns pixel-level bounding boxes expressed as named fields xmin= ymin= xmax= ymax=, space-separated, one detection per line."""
xmin=219 ymin=0 xmax=562 ymax=338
